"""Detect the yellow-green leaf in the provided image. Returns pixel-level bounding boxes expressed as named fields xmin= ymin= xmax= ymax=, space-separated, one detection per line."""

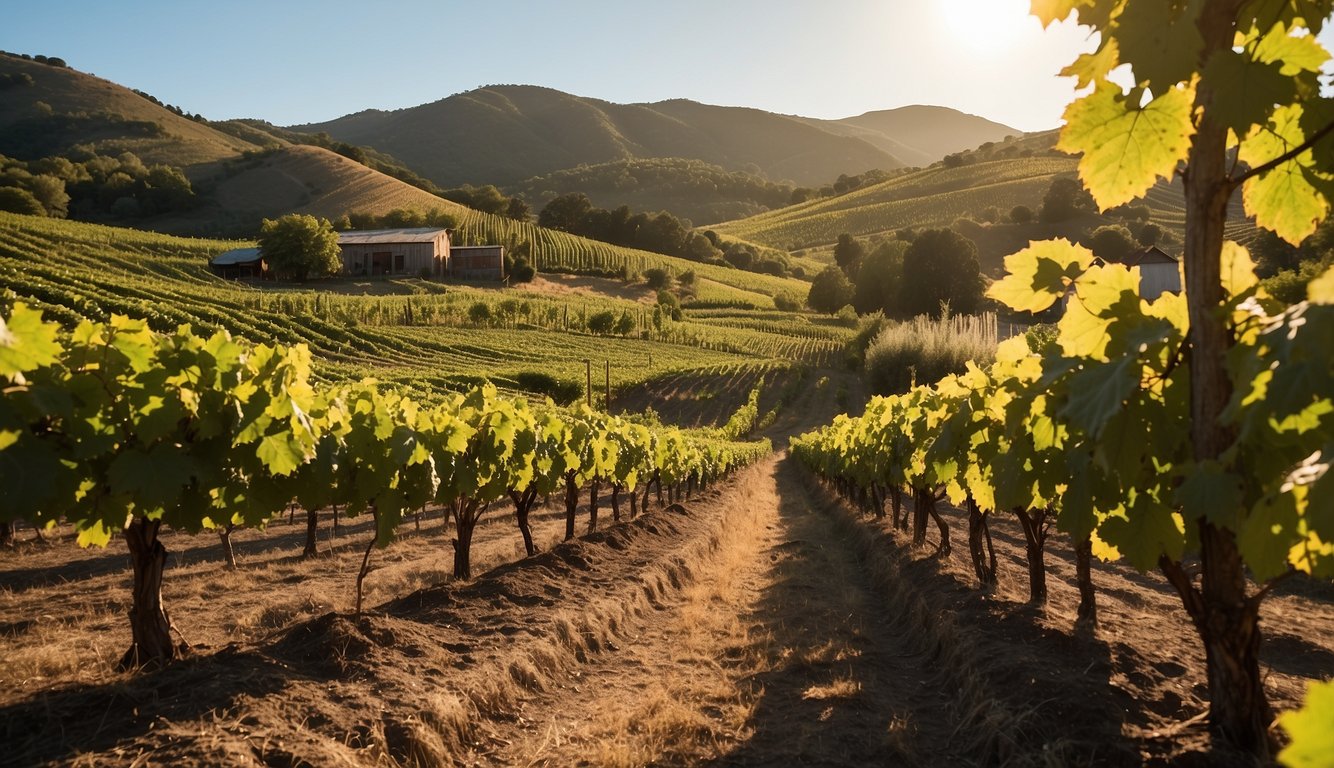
xmin=0 ymin=303 xmax=63 ymax=377
xmin=988 ymin=239 xmax=1096 ymax=313
xmin=1307 ymin=264 xmax=1334 ymax=303
xmin=1059 ymin=80 xmax=1196 ymax=209
xmin=1221 ymin=241 xmax=1260 ymax=297
xmin=1239 ymin=103 xmax=1331 ymax=244
xmin=1278 ymin=680 xmax=1334 ymax=768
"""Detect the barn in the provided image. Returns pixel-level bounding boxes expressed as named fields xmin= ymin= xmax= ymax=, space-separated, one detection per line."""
xmin=448 ymin=245 xmax=505 ymax=281
xmin=209 ymin=247 xmax=265 ymax=279
xmin=337 ymin=228 xmax=450 ymax=277
xmin=1108 ymin=245 xmax=1182 ymax=300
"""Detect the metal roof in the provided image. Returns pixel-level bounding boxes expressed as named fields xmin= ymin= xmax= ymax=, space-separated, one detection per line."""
xmin=210 ymin=247 xmax=262 ymax=266
xmin=337 ymin=228 xmax=448 ymax=245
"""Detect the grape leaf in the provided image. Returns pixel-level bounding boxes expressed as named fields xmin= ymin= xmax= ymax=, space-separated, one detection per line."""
xmin=0 ymin=303 xmax=62 ymax=377
xmin=988 ymin=239 xmax=1095 ymax=313
xmin=1239 ymin=103 xmax=1331 ymax=244
xmin=1112 ymin=0 xmax=1204 ymax=92
xmin=1277 ymin=680 xmax=1334 ymax=768
xmin=1059 ymin=80 xmax=1196 ymax=209
xmin=1203 ymin=50 xmax=1298 ymax=135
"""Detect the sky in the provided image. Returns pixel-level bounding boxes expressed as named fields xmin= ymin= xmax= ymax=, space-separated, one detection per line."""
xmin=2 ymin=1 xmax=1329 ymax=133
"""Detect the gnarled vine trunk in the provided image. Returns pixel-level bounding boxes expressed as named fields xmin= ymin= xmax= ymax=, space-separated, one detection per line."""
xmin=611 ymin=484 xmax=622 ymax=522
xmin=1012 ymin=506 xmax=1049 ymax=605
xmin=966 ymin=496 xmax=997 ymax=586
xmin=1075 ymin=535 xmax=1096 ymax=626
xmin=218 ymin=524 xmax=237 ymax=570
xmin=564 ymin=471 xmax=579 ymax=541
xmin=0 ymin=521 xmax=13 ymax=547
xmin=588 ymin=479 xmax=601 ymax=534
xmin=510 ymin=488 xmax=539 ymax=557
xmin=303 ymin=509 xmax=319 ymax=558
xmin=119 ymin=517 xmax=181 ymax=670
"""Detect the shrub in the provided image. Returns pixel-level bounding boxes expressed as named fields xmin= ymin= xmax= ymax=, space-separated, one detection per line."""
xmin=587 ymin=310 xmax=616 ymax=334
xmin=513 ymin=371 xmax=582 ymax=405
xmin=467 ymin=302 xmax=492 ymax=324
xmin=864 ymin=312 xmax=998 ymax=394
xmin=773 ymin=291 xmax=802 ymax=312
xmin=644 ymin=268 xmax=671 ymax=290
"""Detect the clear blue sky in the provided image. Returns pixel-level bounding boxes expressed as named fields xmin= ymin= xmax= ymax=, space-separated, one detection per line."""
xmin=3 ymin=1 xmax=1331 ymax=132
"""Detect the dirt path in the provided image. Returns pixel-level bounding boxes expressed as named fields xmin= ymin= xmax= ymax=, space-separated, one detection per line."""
xmin=480 ymin=454 xmax=958 ymax=767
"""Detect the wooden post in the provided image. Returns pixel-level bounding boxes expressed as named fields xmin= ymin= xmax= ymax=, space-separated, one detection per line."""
xmin=584 ymin=359 xmax=592 ymax=407
xmin=604 ymin=360 xmax=611 ymax=411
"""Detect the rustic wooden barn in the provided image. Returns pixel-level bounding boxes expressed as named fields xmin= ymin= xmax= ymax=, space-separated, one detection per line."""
xmin=209 ymin=247 xmax=265 ymax=279
xmin=448 ymin=245 xmax=505 ymax=281
xmin=337 ymin=228 xmax=449 ymax=277
xmin=1110 ymin=245 xmax=1182 ymax=300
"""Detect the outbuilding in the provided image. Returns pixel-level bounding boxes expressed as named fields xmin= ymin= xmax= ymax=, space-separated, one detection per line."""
xmin=1106 ymin=245 xmax=1182 ymax=300
xmin=448 ymin=245 xmax=505 ymax=281
xmin=209 ymin=247 xmax=265 ymax=279
xmin=337 ymin=228 xmax=450 ymax=277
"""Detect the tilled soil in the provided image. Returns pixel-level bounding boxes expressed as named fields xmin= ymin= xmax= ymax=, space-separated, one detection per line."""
xmin=1 ymin=449 xmax=1330 ymax=766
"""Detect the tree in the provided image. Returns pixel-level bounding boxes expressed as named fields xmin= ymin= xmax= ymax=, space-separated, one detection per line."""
xmin=1136 ymin=222 xmax=1162 ymax=246
xmin=258 ymin=214 xmax=342 ymax=281
xmin=1025 ymin=3 xmax=1334 ymax=757
xmin=1087 ymin=224 xmax=1136 ymax=263
xmin=1039 ymin=176 xmax=1095 ymax=222
xmin=538 ymin=192 xmax=593 ymax=233
xmin=833 ymin=233 xmax=865 ymax=278
xmin=684 ymin=232 xmax=721 ymax=262
xmin=0 ymin=186 xmax=45 ymax=216
xmin=505 ymin=196 xmax=530 ymax=221
xmin=853 ymin=241 xmax=905 ymax=315
xmin=806 ymin=265 xmax=854 ymax=314
xmin=1009 ymin=204 xmax=1035 ymax=224
xmin=899 ymin=229 xmax=983 ymax=317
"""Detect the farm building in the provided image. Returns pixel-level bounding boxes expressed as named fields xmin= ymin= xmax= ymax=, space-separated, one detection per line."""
xmin=1105 ymin=245 xmax=1182 ymax=300
xmin=337 ymin=228 xmax=450 ymax=277
xmin=449 ymin=245 xmax=505 ymax=281
xmin=209 ymin=247 xmax=265 ymax=279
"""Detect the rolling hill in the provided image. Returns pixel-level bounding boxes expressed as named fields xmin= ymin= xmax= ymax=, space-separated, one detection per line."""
xmin=292 ymin=85 xmax=1021 ymax=190
xmin=806 ymin=105 xmax=1021 ymax=168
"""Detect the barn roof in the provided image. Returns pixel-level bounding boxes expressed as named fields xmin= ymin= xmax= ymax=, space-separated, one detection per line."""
xmin=1108 ymin=245 xmax=1179 ymax=267
xmin=337 ymin=228 xmax=447 ymax=245
xmin=210 ymin=247 xmax=262 ymax=266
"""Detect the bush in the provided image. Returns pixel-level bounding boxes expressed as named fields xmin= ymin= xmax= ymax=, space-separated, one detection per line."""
xmin=806 ymin=265 xmax=854 ymax=313
xmin=0 ymin=186 xmax=45 ymax=216
xmin=864 ymin=312 xmax=998 ymax=394
xmin=467 ymin=302 xmax=492 ymax=324
xmin=510 ymin=257 xmax=536 ymax=283
xmin=513 ymin=371 xmax=582 ymax=405
xmin=587 ymin=310 xmax=616 ymax=334
xmin=258 ymin=214 xmax=341 ymax=281
xmin=644 ymin=268 xmax=671 ymax=290
xmin=1009 ymin=205 xmax=1035 ymax=224
xmin=773 ymin=291 xmax=802 ymax=312
xmin=835 ymin=304 xmax=859 ymax=328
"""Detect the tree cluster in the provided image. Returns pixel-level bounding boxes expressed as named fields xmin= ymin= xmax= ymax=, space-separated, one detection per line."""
xmin=538 ymin=192 xmax=794 ymax=277
xmin=0 ymin=150 xmax=196 ymax=220
xmin=807 ymin=231 xmax=984 ymax=318
xmin=334 ymin=208 xmax=459 ymax=232
xmin=258 ymin=214 xmax=342 ymax=281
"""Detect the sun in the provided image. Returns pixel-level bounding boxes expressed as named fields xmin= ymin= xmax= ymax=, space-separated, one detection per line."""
xmin=934 ymin=0 xmax=1036 ymax=54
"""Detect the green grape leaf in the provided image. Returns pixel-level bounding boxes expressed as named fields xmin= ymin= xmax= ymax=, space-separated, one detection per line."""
xmin=1112 ymin=0 xmax=1204 ymax=92
xmin=988 ymin=239 xmax=1095 ymax=313
xmin=108 ymin=447 xmax=197 ymax=512
xmin=1061 ymin=39 xmax=1120 ymax=89
xmin=1221 ymin=241 xmax=1261 ymax=298
xmin=1203 ymin=50 xmax=1298 ymax=136
xmin=1239 ymin=103 xmax=1331 ymax=244
xmin=1240 ymin=492 xmax=1303 ymax=581
xmin=1060 ymin=357 xmax=1138 ymax=438
xmin=1306 ymin=264 xmax=1334 ymax=303
xmin=256 ymin=432 xmax=306 ymax=476
xmin=1254 ymin=21 xmax=1331 ymax=76
xmin=1175 ymin=462 xmax=1244 ymax=527
xmin=0 ymin=304 xmax=63 ymax=377
xmin=1100 ymin=493 xmax=1186 ymax=570
xmin=76 ymin=519 xmax=114 ymax=549
xmin=1277 ymin=681 xmax=1334 ymax=768
xmin=1059 ymin=80 xmax=1196 ymax=209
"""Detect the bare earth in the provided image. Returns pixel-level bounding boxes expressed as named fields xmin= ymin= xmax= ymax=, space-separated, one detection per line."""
xmin=1 ymin=440 xmax=1331 ymax=766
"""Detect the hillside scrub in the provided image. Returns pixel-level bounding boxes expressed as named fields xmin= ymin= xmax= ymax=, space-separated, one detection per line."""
xmin=863 ymin=311 xmax=997 ymax=394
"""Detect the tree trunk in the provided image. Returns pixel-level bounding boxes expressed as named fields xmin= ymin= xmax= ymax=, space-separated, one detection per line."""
xmin=611 ymin=485 xmax=622 ymax=522
xmin=655 ymin=472 xmax=664 ymax=506
xmin=641 ymin=484 xmax=652 ymax=517
xmin=119 ymin=517 xmax=181 ymax=670
xmin=1075 ymin=535 xmax=1096 ymax=627
xmin=628 ymin=487 xmax=638 ymax=519
xmin=218 ymin=524 xmax=237 ymax=570
xmin=564 ymin=472 xmax=579 ymax=541
xmin=967 ymin=496 xmax=997 ymax=586
xmin=303 ymin=509 xmax=319 ymax=559
xmin=1012 ymin=507 xmax=1048 ymax=605
xmin=911 ymin=487 xmax=930 ymax=546
xmin=928 ymin=493 xmax=950 ymax=557
xmin=355 ymin=511 xmax=377 ymax=616
xmin=452 ymin=502 xmax=477 ymax=580
xmin=332 ymin=504 xmax=341 ymax=537
xmin=870 ymin=484 xmax=886 ymax=520
xmin=889 ymin=486 xmax=905 ymax=531
xmin=588 ymin=479 xmax=600 ymax=534
xmin=1179 ymin=5 xmax=1273 ymax=757
xmin=510 ymin=489 xmax=539 ymax=557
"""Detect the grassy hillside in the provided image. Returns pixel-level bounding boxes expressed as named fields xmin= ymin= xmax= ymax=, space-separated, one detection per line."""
xmin=715 ymin=156 xmax=1078 ymax=250
xmin=0 ymin=53 xmax=267 ymax=168
xmin=293 ymin=84 xmax=905 ymax=188
xmin=0 ymin=213 xmax=844 ymax=400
